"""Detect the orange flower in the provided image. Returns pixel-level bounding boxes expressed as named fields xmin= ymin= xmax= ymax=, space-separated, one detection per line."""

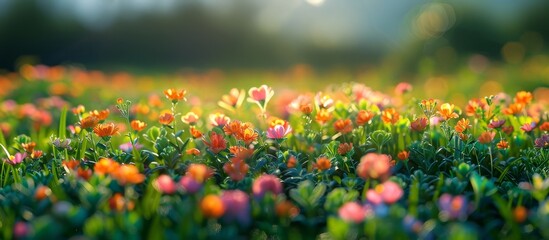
xmin=465 ymin=99 xmax=488 ymax=117
xmin=381 ymin=108 xmax=400 ymax=125
xmin=287 ymin=155 xmax=297 ymax=168
xmin=158 ymin=112 xmax=175 ymax=125
xmin=337 ymin=143 xmax=353 ymax=155
xmin=397 ymin=150 xmax=409 ymax=161
xmin=237 ymin=125 xmax=258 ymax=145
xmin=21 ymin=142 xmax=36 ymax=153
xmin=299 ymin=104 xmax=313 ymax=115
xmin=437 ymin=103 xmax=459 ymax=120
xmin=34 ymin=185 xmax=51 ymax=201
xmin=163 ymin=88 xmax=187 ymax=102
xmin=539 ymin=122 xmax=549 ymax=131
xmin=80 ymin=115 xmax=99 ymax=129
xmin=229 ymin=146 xmax=254 ymax=160
xmin=89 ymin=109 xmax=110 ymax=121
xmin=315 ymin=108 xmax=332 ymax=125
xmin=513 ymin=206 xmax=528 ymax=223
xmin=62 ymin=159 xmax=80 ymax=170
xmin=201 ymin=195 xmax=226 ymax=218
xmin=454 ymin=118 xmax=471 ymax=133
xmin=77 ymin=167 xmax=92 ymax=180
xmin=420 ymin=99 xmax=437 ymax=116
xmin=514 ymin=91 xmax=532 ymax=105
xmin=503 ymin=103 xmax=524 ymax=115
xmin=223 ymin=157 xmax=249 ymax=182
xmin=334 ymin=119 xmax=353 ymax=134
xmin=93 ymin=122 xmax=119 ymax=138
xmin=478 ymin=131 xmax=495 ymax=144
xmin=31 ymin=150 xmax=43 ymax=159
xmin=94 ymin=158 xmax=120 ymax=175
xmin=356 ymin=110 xmax=374 ymax=126
xmin=218 ymin=88 xmax=245 ymax=111
xmin=186 ymin=163 xmax=213 ymax=183
xmin=189 ymin=126 xmax=203 ymax=138
xmin=497 ymin=140 xmax=509 ymax=149
xmin=109 ymin=193 xmax=135 ymax=212
xmin=130 ymin=120 xmax=147 ymax=132
xmin=186 ymin=148 xmax=201 ymax=156
xmin=410 ymin=117 xmax=428 ymax=132
xmin=203 ymin=131 xmax=227 ymax=154
xmin=111 ymin=165 xmax=145 ymax=185
xmin=276 ymin=200 xmax=300 ymax=218
xmin=314 ymin=156 xmax=332 ymax=171
xmin=459 ymin=133 xmax=469 ymax=141
xmin=224 ymin=120 xmax=242 ymax=136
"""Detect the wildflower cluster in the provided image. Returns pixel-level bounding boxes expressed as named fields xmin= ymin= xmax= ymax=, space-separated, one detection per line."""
xmin=0 ymin=66 xmax=548 ymax=239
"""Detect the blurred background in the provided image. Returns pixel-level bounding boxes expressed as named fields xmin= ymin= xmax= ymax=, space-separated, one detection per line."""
xmin=0 ymin=0 xmax=548 ymax=135
xmin=1 ymin=0 xmax=548 ymax=75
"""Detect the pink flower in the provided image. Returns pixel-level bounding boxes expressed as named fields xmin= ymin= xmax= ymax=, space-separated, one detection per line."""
xmin=5 ymin=152 xmax=26 ymax=165
xmin=366 ymin=181 xmax=404 ymax=205
xmin=248 ymin=85 xmax=274 ymax=102
xmin=14 ymin=221 xmax=30 ymax=238
xmin=179 ymin=175 xmax=202 ymax=193
xmin=338 ymin=202 xmax=367 ymax=223
xmin=221 ymin=190 xmax=251 ymax=227
xmin=155 ymin=175 xmax=176 ymax=194
xmin=394 ymin=82 xmax=413 ymax=95
xmin=181 ymin=112 xmax=199 ymax=125
xmin=521 ymin=122 xmax=536 ymax=132
xmin=209 ymin=113 xmax=230 ymax=127
xmin=356 ymin=153 xmax=392 ymax=180
xmin=252 ymin=174 xmax=283 ymax=199
xmin=266 ymin=122 xmax=292 ymax=139
xmin=119 ymin=142 xmax=143 ymax=153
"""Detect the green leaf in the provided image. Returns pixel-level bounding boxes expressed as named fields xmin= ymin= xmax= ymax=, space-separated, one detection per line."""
xmin=327 ymin=216 xmax=351 ymax=240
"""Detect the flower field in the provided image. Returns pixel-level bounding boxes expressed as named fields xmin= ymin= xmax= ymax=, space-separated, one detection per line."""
xmin=0 ymin=64 xmax=548 ymax=239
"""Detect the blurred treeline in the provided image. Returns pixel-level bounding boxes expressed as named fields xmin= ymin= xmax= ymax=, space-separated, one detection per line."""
xmin=0 ymin=0 xmax=548 ymax=74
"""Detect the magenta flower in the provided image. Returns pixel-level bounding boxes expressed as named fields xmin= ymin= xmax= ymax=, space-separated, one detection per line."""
xmin=366 ymin=181 xmax=403 ymax=205
xmin=179 ymin=175 xmax=202 ymax=194
xmin=266 ymin=122 xmax=292 ymax=139
xmin=155 ymin=175 xmax=176 ymax=194
xmin=221 ymin=190 xmax=251 ymax=227
xmin=487 ymin=119 xmax=506 ymax=129
xmin=438 ymin=194 xmax=469 ymax=221
xmin=534 ymin=135 xmax=549 ymax=148
xmin=252 ymin=174 xmax=283 ymax=199
xmin=14 ymin=221 xmax=30 ymax=238
xmin=5 ymin=152 xmax=26 ymax=165
xmin=338 ymin=202 xmax=368 ymax=223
